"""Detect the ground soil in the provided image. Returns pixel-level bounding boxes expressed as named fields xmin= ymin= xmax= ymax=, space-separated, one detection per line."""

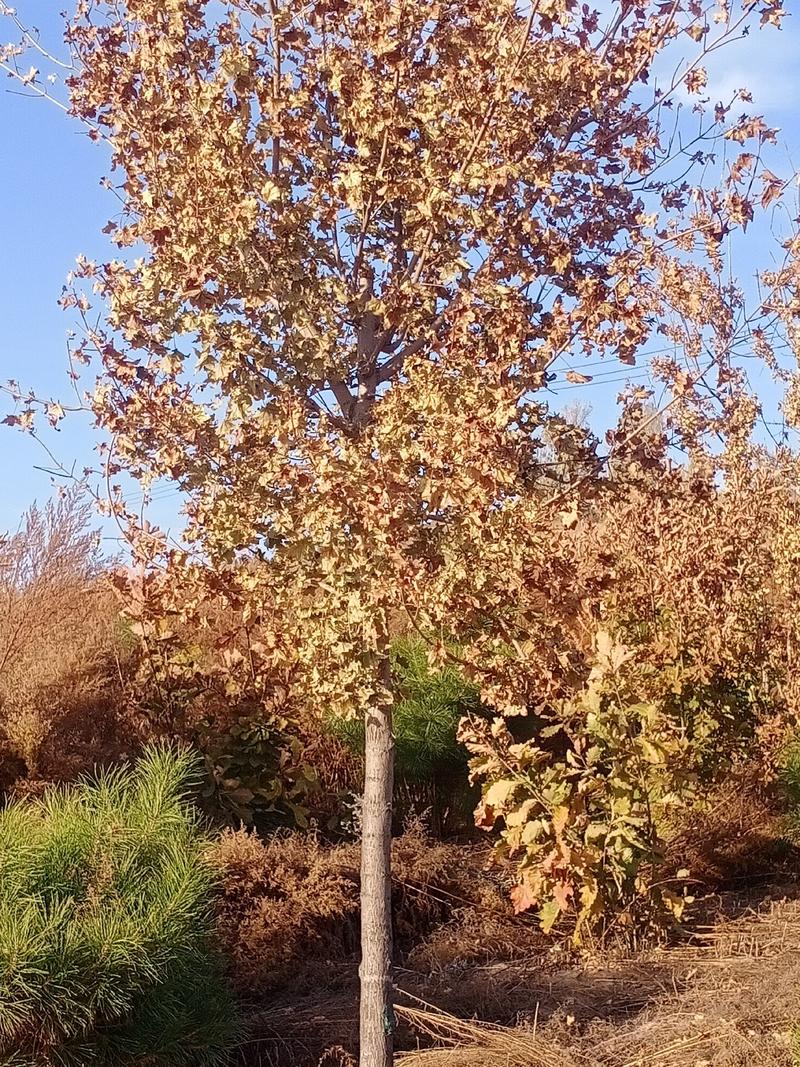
xmin=233 ymin=850 xmax=800 ymax=1067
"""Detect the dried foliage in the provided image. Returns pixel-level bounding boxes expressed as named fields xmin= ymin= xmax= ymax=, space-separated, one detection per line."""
xmin=458 ymin=449 xmax=800 ymax=936
xmin=0 ymin=492 xmax=135 ymax=786
xmin=106 ymin=565 xmax=328 ymax=828
xmin=211 ymin=820 xmax=464 ymax=996
xmin=211 ymin=827 xmax=360 ymax=994
xmin=664 ymin=769 xmax=794 ymax=890
xmin=0 ymin=493 xmax=326 ymax=829
xmin=3 ymin=0 xmax=790 ymax=709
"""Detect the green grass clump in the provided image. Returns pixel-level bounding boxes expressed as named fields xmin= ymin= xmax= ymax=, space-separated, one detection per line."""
xmin=0 ymin=746 xmax=236 ymax=1066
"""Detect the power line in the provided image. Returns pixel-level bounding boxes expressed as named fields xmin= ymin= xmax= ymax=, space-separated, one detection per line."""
xmin=550 ymin=342 xmax=681 ymax=373
xmin=550 ymin=370 xmax=654 ymax=393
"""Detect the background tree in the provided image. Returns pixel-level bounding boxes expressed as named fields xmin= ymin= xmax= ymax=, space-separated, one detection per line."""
xmin=0 ymin=0 xmax=791 ymax=1062
xmin=0 ymin=492 xmax=130 ymax=784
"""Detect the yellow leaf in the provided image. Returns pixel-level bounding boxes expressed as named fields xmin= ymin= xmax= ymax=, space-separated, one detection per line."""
xmin=484 ymin=778 xmax=518 ymax=809
xmin=559 ymin=500 xmax=578 ymax=529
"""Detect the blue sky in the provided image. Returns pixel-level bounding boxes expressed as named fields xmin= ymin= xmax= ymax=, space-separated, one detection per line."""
xmin=1 ymin=5 xmax=115 ymax=532
xmin=0 ymin=3 xmax=182 ymax=541
xmin=1 ymin=2 xmax=799 ymax=537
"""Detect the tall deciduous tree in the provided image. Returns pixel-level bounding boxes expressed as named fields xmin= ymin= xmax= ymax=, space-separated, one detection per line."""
xmin=1 ymin=0 xmax=790 ymax=1061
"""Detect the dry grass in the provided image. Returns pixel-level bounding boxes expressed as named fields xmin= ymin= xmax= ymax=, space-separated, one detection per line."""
xmin=395 ymin=998 xmax=579 ymax=1067
xmin=396 ymin=889 xmax=800 ymax=1067
xmin=234 ymin=879 xmax=800 ymax=1067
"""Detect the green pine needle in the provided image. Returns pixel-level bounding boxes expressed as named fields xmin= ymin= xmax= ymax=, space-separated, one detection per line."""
xmin=330 ymin=636 xmax=484 ymax=782
xmin=0 ymin=745 xmax=237 ymax=1067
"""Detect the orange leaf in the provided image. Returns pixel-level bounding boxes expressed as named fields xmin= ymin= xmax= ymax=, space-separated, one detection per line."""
xmin=510 ymin=882 xmax=537 ymax=914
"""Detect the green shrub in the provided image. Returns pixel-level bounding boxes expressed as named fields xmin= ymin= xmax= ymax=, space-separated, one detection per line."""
xmin=330 ymin=636 xmax=483 ymax=781
xmin=778 ymin=732 xmax=800 ymax=844
xmin=0 ymin=746 xmax=236 ymax=1067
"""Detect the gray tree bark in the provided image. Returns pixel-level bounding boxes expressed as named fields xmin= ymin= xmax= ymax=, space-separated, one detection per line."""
xmin=359 ymin=655 xmax=395 ymax=1067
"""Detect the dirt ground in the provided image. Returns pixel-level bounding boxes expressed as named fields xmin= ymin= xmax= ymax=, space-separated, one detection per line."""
xmin=226 ymin=787 xmax=800 ymax=1067
xmin=235 ymin=874 xmax=800 ymax=1066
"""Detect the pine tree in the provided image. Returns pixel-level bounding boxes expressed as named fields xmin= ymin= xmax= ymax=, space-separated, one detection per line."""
xmin=0 ymin=747 xmax=236 ymax=1067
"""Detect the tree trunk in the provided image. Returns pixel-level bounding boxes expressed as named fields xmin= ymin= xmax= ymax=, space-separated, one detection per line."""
xmin=359 ymin=654 xmax=395 ymax=1067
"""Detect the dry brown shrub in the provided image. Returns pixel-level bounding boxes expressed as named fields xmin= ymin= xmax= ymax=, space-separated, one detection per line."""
xmin=407 ymin=871 xmax=552 ymax=973
xmin=390 ymin=817 xmax=466 ymax=941
xmin=0 ymin=493 xmax=136 ymax=786
xmin=211 ymin=827 xmax=360 ymax=994
xmin=211 ymin=820 xmax=482 ymax=997
xmin=317 ymin=1049 xmax=356 ymax=1067
xmin=663 ymin=768 xmax=796 ymax=892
